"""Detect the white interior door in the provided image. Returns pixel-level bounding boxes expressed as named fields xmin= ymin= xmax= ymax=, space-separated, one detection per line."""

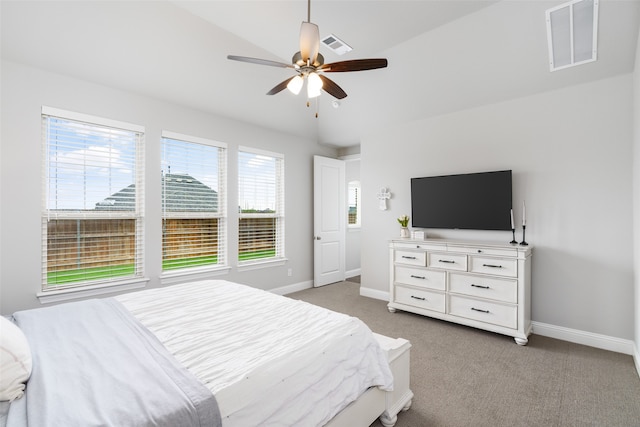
xmin=314 ymin=156 xmax=345 ymax=287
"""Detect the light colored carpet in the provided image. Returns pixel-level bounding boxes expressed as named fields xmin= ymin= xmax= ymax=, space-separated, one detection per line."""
xmin=289 ymin=281 xmax=640 ymax=427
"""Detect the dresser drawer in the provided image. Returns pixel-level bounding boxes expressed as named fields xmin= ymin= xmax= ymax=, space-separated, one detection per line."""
xmin=449 ymin=273 xmax=517 ymax=303
xmin=469 ymin=256 xmax=517 ymax=277
xmin=395 ymin=250 xmax=426 ymax=266
xmin=393 ymin=242 xmax=446 ymax=251
xmin=395 ymin=286 xmax=445 ymax=313
xmin=427 ymin=252 xmax=467 ymax=271
xmin=395 ymin=266 xmax=445 ymax=290
xmin=448 ymin=246 xmax=517 ymax=258
xmin=449 ymin=295 xmax=517 ymax=329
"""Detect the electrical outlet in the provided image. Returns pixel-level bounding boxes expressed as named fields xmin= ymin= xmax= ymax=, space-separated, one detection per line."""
xmin=287 ymin=268 xmax=292 ymax=277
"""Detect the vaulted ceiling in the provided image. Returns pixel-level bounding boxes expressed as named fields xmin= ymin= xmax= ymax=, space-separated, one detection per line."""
xmin=2 ymin=1 xmax=639 ymax=147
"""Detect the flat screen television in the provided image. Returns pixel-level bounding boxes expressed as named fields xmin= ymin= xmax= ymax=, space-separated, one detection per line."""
xmin=410 ymin=170 xmax=512 ymax=231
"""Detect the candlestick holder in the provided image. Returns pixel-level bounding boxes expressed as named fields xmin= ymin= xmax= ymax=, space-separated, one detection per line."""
xmin=510 ymin=229 xmax=517 ymax=245
xmin=520 ymin=225 xmax=528 ymax=246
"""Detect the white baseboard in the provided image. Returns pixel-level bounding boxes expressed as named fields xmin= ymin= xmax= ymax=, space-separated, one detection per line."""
xmin=271 ymin=280 xmax=313 ymax=295
xmin=346 ymin=268 xmax=361 ymax=279
xmin=634 ymin=344 xmax=640 ymax=379
xmin=276 ymin=274 xmax=361 ymax=296
xmin=359 ymin=287 xmax=389 ymax=301
xmin=530 ymin=321 xmax=635 ymax=355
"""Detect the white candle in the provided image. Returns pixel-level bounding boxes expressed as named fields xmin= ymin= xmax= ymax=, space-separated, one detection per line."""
xmin=522 ymin=201 xmax=526 ymax=226
xmin=510 ymin=209 xmax=514 ymax=229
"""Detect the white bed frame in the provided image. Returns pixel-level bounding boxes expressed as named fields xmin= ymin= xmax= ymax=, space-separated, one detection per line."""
xmin=327 ymin=334 xmax=413 ymax=427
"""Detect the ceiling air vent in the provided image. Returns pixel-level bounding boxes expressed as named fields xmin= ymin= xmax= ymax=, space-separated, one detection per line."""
xmin=545 ymin=0 xmax=599 ymax=72
xmin=321 ymin=34 xmax=352 ymax=55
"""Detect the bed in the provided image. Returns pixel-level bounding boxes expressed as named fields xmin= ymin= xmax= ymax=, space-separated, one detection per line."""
xmin=1 ymin=280 xmax=413 ymax=427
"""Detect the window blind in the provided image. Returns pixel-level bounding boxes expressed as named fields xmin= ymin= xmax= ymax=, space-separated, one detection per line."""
xmin=161 ymin=131 xmax=227 ymax=271
xmin=348 ymin=182 xmax=361 ymax=226
xmin=238 ymin=147 xmax=284 ymax=263
xmin=41 ymin=107 xmax=145 ymax=291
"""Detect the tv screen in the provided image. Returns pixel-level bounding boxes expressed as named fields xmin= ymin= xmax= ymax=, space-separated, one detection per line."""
xmin=411 ymin=170 xmax=512 ymax=231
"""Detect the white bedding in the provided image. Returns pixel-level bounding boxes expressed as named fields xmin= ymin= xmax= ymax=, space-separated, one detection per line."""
xmin=116 ymin=280 xmax=394 ymax=427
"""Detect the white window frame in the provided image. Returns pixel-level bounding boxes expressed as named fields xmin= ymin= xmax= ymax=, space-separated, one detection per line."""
xmin=160 ymin=131 xmax=229 ymax=283
xmin=39 ymin=106 xmax=147 ymax=302
xmin=347 ymin=180 xmax=361 ymax=228
xmin=237 ymin=146 xmax=286 ymax=270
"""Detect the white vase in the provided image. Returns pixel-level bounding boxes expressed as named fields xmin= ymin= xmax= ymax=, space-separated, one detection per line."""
xmin=400 ymin=227 xmax=410 ymax=238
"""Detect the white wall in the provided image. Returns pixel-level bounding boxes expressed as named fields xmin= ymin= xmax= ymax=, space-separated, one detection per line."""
xmin=633 ymin=26 xmax=640 ymax=365
xmin=0 ymin=60 xmax=337 ymax=315
xmin=361 ymin=74 xmax=635 ymax=340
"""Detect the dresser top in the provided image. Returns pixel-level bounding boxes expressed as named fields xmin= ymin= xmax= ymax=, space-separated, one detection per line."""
xmin=390 ymin=238 xmax=532 ymax=255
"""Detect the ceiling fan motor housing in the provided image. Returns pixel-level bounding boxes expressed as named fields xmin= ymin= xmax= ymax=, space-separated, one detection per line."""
xmin=293 ymin=51 xmax=324 ymax=68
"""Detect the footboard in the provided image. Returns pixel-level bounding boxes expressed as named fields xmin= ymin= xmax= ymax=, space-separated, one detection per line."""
xmin=326 ymin=334 xmax=413 ymax=427
xmin=374 ymin=333 xmax=413 ymax=427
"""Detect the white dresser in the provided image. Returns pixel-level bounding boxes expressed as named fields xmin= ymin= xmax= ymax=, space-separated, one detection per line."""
xmin=388 ymin=238 xmax=532 ymax=345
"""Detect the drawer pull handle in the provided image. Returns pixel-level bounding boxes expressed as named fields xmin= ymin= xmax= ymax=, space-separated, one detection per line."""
xmin=438 ymin=259 xmax=455 ymax=264
xmin=482 ymin=263 xmax=502 ymax=268
xmin=471 ymin=307 xmax=490 ymax=314
xmin=471 ymin=284 xmax=490 ymax=289
xmin=411 ymin=295 xmax=426 ymax=301
xmin=402 ymin=256 xmax=417 ymax=260
xmin=410 ymin=275 xmax=426 ymax=280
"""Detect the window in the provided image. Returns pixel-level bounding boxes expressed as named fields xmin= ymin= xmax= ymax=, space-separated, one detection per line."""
xmin=348 ymin=180 xmax=361 ymax=227
xmin=161 ymin=131 xmax=227 ymax=272
xmin=238 ymin=147 xmax=284 ymax=264
xmin=41 ymin=107 xmax=145 ymax=291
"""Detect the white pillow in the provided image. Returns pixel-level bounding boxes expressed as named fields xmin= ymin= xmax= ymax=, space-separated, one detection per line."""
xmin=0 ymin=316 xmax=32 ymax=401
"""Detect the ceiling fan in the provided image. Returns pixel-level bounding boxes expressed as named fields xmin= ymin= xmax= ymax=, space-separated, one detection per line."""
xmin=227 ymin=0 xmax=388 ymax=101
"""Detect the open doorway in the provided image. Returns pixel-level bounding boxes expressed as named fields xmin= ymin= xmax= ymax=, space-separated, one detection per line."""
xmin=343 ymin=155 xmax=361 ymax=281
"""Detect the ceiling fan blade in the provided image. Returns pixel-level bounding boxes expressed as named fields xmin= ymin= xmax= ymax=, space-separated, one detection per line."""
xmin=299 ymin=22 xmax=320 ymax=64
xmin=319 ymin=58 xmax=388 ymax=73
xmin=266 ymin=76 xmax=297 ymax=95
xmin=318 ymin=75 xmax=347 ymax=99
xmin=227 ymin=55 xmax=294 ymax=69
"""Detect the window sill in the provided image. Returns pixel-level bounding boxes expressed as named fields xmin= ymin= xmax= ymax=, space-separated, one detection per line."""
xmin=160 ymin=265 xmax=231 ymax=286
xmin=237 ymin=257 xmax=288 ymax=272
xmin=37 ymin=277 xmax=150 ymax=304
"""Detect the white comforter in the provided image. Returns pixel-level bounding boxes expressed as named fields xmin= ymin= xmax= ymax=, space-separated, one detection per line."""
xmin=116 ymin=280 xmax=394 ymax=427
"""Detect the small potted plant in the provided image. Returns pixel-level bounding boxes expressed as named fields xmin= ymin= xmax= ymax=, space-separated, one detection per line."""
xmin=397 ymin=214 xmax=410 ymax=238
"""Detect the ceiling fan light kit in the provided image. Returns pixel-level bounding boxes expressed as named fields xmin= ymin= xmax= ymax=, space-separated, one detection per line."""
xmin=306 ymin=72 xmax=323 ymax=98
xmin=227 ymin=0 xmax=388 ymax=111
xmin=286 ymin=75 xmax=304 ymax=95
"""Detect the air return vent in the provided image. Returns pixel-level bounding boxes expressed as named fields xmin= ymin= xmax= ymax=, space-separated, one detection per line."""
xmin=321 ymin=34 xmax=352 ymax=55
xmin=546 ymin=0 xmax=599 ymax=71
